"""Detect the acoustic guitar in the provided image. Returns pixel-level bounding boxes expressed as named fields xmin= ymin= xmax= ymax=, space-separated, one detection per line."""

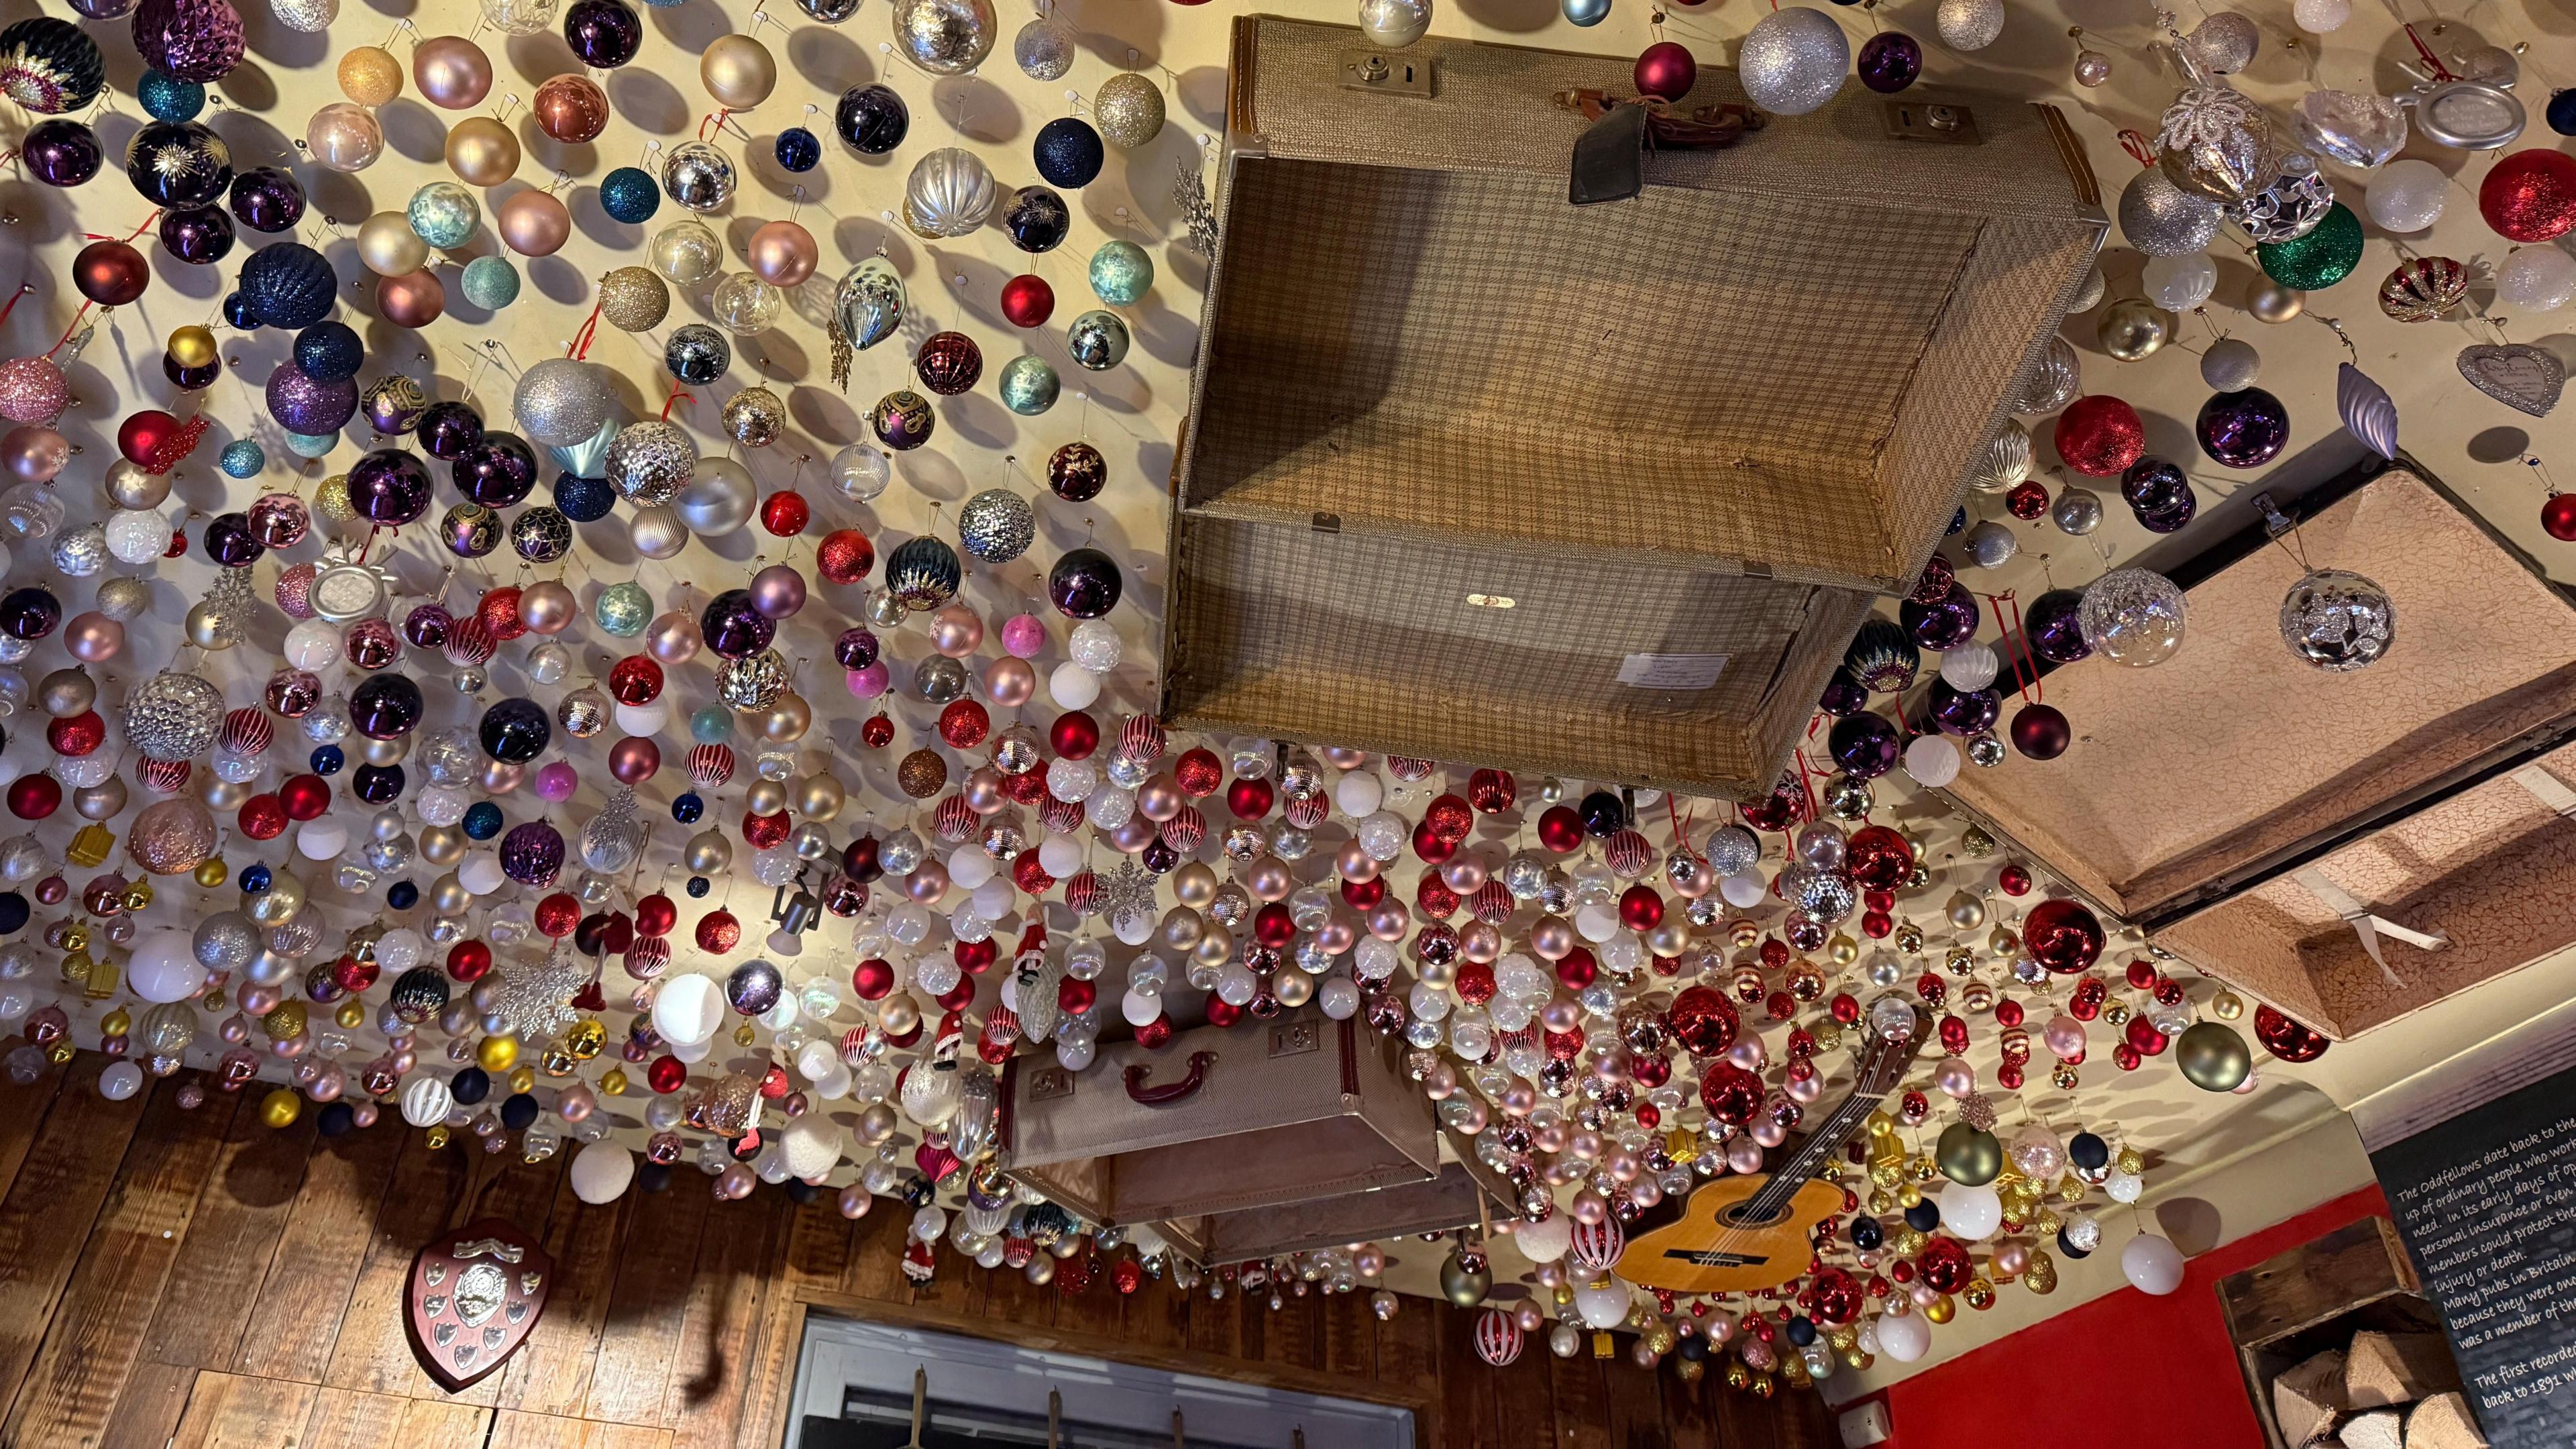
xmin=1613 ymin=1002 xmax=1931 ymax=1296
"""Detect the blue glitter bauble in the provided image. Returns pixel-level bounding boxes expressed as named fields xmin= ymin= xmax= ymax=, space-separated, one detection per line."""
xmin=690 ymin=705 xmax=731 ymax=743
xmin=599 ymin=166 xmax=660 ymax=223
xmin=218 ymin=439 xmax=264 ymax=478
xmin=310 ymin=744 xmax=344 ymax=775
xmin=672 ymin=792 xmax=703 ymax=823
xmin=293 ymin=320 xmax=363 ymax=382
xmin=686 ymin=875 xmax=710 ymax=897
xmin=462 ymin=801 xmax=502 ymax=840
xmin=551 ymin=470 xmax=613 ymax=521
xmin=138 ymin=69 xmax=204 ymax=123
xmin=1033 ymin=116 xmax=1104 ymax=189
xmin=460 ymin=254 xmax=520 ymax=310
xmin=774 ymin=127 xmax=821 ymax=172
xmin=284 ymin=431 xmax=335 ymax=458
xmin=237 ymin=242 xmax=338 ymax=329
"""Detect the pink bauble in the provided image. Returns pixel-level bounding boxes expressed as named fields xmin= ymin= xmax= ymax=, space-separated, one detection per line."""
xmin=64 ymin=612 xmax=123 ymax=663
xmin=1933 ymin=1055 xmax=1976 ymax=1098
xmin=746 ymin=220 xmax=818 ymax=286
xmin=0 ymin=357 xmax=68 ymax=427
xmin=497 ymin=190 xmax=571 ymax=257
xmin=984 ymin=656 xmax=1034 ymax=708
xmin=535 ymin=761 xmax=579 ymax=802
xmin=413 ymin=35 xmax=494 ymax=109
xmin=609 ymin=736 xmax=660 ymax=784
xmin=749 ymin=563 xmax=806 ymax=619
xmin=2 ymin=425 xmax=68 ymax=482
xmin=1000 ymin=612 xmax=1045 ymax=657
xmin=930 ymin=604 xmax=983 ymax=658
xmin=1136 ymin=774 xmax=1181 ymax=822
xmin=481 ymin=759 xmax=524 ymax=793
xmin=645 ymin=610 xmax=702 ymax=664
xmin=1108 ymin=814 xmax=1156 ymax=853
xmin=905 ymin=861 xmax=948 ymax=902
xmin=847 ymin=662 xmax=888 ymax=698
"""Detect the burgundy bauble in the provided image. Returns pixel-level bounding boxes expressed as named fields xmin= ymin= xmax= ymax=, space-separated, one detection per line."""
xmin=2009 ymin=702 xmax=2072 ymax=760
xmin=2021 ymin=897 xmax=2103 ymax=974
xmin=2252 ymin=1004 xmax=2330 ymax=1063
xmin=1633 ymin=40 xmax=1696 ymax=101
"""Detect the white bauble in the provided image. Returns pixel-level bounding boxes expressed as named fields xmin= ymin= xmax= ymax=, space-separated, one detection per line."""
xmin=1876 ymin=1309 xmax=1931 ymax=1362
xmin=2121 ymin=1232 xmax=2186 ymax=1295
xmin=2498 ymin=246 xmax=2576 ymax=312
xmin=2365 ymin=159 xmax=2447 ymax=233
xmin=569 ymin=1141 xmax=636 ymax=1203
xmin=653 ymin=973 xmax=725 ymax=1044
xmin=401 ymin=1074 xmax=453 ymax=1128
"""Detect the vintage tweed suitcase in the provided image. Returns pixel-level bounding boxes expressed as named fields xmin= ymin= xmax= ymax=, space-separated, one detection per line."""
xmin=1162 ymin=15 xmax=2107 ymax=799
xmin=996 ymin=1006 xmax=1505 ymax=1261
xmin=1943 ymin=463 xmax=2576 ymax=1040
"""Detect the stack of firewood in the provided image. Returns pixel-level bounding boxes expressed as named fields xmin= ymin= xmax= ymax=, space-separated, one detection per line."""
xmin=2271 ymin=1332 xmax=2485 ymax=1449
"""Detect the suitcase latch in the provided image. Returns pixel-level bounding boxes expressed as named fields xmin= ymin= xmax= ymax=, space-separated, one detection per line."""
xmin=1342 ymin=50 xmax=1434 ymax=99
xmin=1882 ymin=101 xmax=1980 ymax=144
xmin=1028 ymin=1066 xmax=1075 ymax=1101
xmin=1269 ymin=1020 xmax=1320 ymax=1058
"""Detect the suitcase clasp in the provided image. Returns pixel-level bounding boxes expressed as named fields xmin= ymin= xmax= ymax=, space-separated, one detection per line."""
xmin=1342 ymin=50 xmax=1434 ymax=99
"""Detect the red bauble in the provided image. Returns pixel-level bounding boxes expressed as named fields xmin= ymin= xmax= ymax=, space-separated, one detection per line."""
xmin=1633 ymin=40 xmax=1697 ymax=101
xmin=1666 ymin=985 xmax=1740 ymax=1057
xmin=2004 ymin=478 xmax=2049 ymax=521
xmin=1556 ymin=946 xmax=1597 ymax=989
xmin=1000 ymin=273 xmax=1054 ymax=328
xmin=45 ymin=710 xmax=104 ymax=757
xmin=117 ymin=410 xmax=182 ymax=469
xmin=1205 ymin=998 xmax=1241 ymax=1028
xmin=2252 ymin=1004 xmax=2330 ymax=1063
xmin=478 ymin=586 xmax=527 ymax=641
xmin=75 ymin=240 xmax=150 ymax=307
xmin=936 ymin=975 xmax=975 ymax=1012
xmin=939 ymin=699 xmax=990 ymax=749
xmin=695 ymin=908 xmax=742 ymax=953
xmin=634 ymin=892 xmax=676 ymax=936
xmin=743 ymin=810 xmax=790 ymax=849
xmin=760 ymin=489 xmax=810 ymax=537
xmin=1454 ymin=960 xmax=1496 ymax=1005
xmin=2544 ymin=494 xmax=2576 ymax=542
xmin=277 ymin=773 xmax=330 ymax=820
xmin=1415 ymin=875 xmax=1460 ymax=919
xmin=1134 ymin=1014 xmax=1173 ymax=1050
xmin=1226 ymin=775 xmax=1273 ymax=820
xmin=447 ymin=939 xmax=493 ymax=981
xmin=1340 ymin=875 xmax=1384 ymax=910
xmin=1536 ymin=804 xmax=1586 ymax=853
xmin=2124 ymin=1014 xmax=2168 ymax=1057
xmin=1173 ymin=746 xmax=1222 ymax=796
xmin=1998 ymin=863 xmax=2033 ymax=896
xmin=816 ymin=529 xmax=875 ymax=584
xmin=851 ymin=957 xmax=894 ymax=1000
xmin=1411 ymin=818 xmax=1456 ymax=865
xmin=608 ymin=654 xmax=663 ymax=705
xmin=1618 ymin=883 xmax=1664 ymax=931
xmin=2009 ymin=702 xmax=2072 ymax=760
xmin=1424 ymin=793 xmax=1472 ymax=844
xmin=861 ymin=713 xmax=894 ymax=748
xmin=1845 ymin=824 xmax=1913 ymax=890
xmin=2021 ymin=896 xmax=2104 ymax=974
xmin=235 ymin=792 xmax=285 ymax=838
xmin=2052 ymin=395 xmax=2145 ymax=477
xmin=535 ymin=892 xmax=582 ymax=937
xmin=1051 ymin=710 xmax=1099 ymax=759
xmin=1699 ymin=1061 xmax=1762 ymax=1124
xmin=955 ymin=937 xmax=998 ymax=974
xmin=1467 ymin=767 xmax=1515 ymax=814
xmin=4 ymin=773 xmax=57 ymax=820
xmin=1917 ymin=1235 xmax=1972 ymax=1294
xmin=1251 ymin=902 xmax=1295 ymax=947
xmin=648 ymin=1055 xmax=688 ymax=1093
xmin=2482 ymin=148 xmax=2576 ymax=242
xmin=1057 ymin=975 xmax=1095 ymax=1016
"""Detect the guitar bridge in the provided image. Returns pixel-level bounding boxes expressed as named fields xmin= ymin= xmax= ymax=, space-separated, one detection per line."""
xmin=1666 ymin=1249 xmax=1768 ymax=1268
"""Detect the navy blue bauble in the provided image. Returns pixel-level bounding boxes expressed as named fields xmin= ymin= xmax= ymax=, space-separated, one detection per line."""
xmin=1033 ymin=116 xmax=1104 ymax=189
xmin=450 ymin=1066 xmax=491 ymax=1106
xmin=500 ymin=1092 xmax=540 ymax=1130
xmin=138 ymin=69 xmax=205 ymax=123
xmin=317 ymin=1102 xmax=356 ymax=1137
xmin=553 ymin=470 xmax=614 ymax=521
xmin=462 ymin=801 xmax=504 ymax=839
xmin=686 ymin=875 xmax=710 ymax=898
xmin=637 ymin=1161 xmax=672 ymax=1193
xmin=2551 ymin=89 xmax=2576 ymax=137
xmin=1904 ymin=1199 xmax=1941 ymax=1232
xmin=672 ymin=792 xmax=703 ymax=823
xmin=598 ymin=165 xmax=660 ymax=223
xmin=241 ymin=863 xmax=272 ymax=894
xmin=773 ymin=126 xmax=822 ymax=172
xmin=386 ymin=879 xmax=419 ymax=910
xmin=221 ymin=290 xmax=260 ymax=329
xmin=309 ymin=744 xmax=343 ymax=775
xmin=835 ymin=83 xmax=908 ymax=154
xmin=0 ymin=893 xmax=25 ymax=935
xmin=294 ymin=320 xmax=364 ymax=383
xmin=237 ymin=241 xmax=337 ymax=329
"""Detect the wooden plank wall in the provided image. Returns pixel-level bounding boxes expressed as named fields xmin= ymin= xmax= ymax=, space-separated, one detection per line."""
xmin=0 ymin=1060 xmax=1838 ymax=1449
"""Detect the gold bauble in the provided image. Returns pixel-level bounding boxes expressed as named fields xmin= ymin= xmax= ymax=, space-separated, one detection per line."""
xmin=260 ymin=1088 xmax=301 ymax=1128
xmin=1923 ymin=1294 xmax=1955 ymax=1326
xmin=2053 ymin=1063 xmax=2081 ymax=1090
xmin=796 ymin=773 xmax=846 ymax=820
xmin=183 ymin=602 xmax=232 ymax=650
xmin=1724 ymin=1361 xmax=1750 ymax=1390
xmin=2210 ymin=989 xmax=2245 ymax=1020
xmin=745 ymin=778 xmax=788 ymax=816
xmin=262 ymin=1000 xmax=308 ymax=1040
xmin=425 ymin=1124 xmax=450 ymax=1150
xmin=759 ymin=692 xmax=811 ymax=743
xmin=2096 ymin=297 xmax=2171 ymax=362
xmin=334 ymin=998 xmax=366 ymax=1029
xmin=429 ymin=874 xmax=472 ymax=916
xmin=66 ymin=822 xmax=111 ymax=867
xmin=166 ymin=325 xmax=218 ymax=370
xmin=420 ymin=825 xmax=466 ymax=866
xmin=684 ymin=830 xmax=733 ymax=874
xmin=1273 ymin=968 xmax=1313 ymax=1008
xmin=2248 ymin=281 xmax=2304 ymax=324
xmin=313 ymin=474 xmax=357 ymax=527
xmin=1677 ymin=1359 xmax=1703 ymax=1384
xmin=1895 ymin=1182 xmax=1922 ymax=1209
xmin=1987 ymin=926 xmax=2019 ymax=957
xmin=123 ymin=881 xmax=152 ymax=912
xmin=247 ymin=873 xmax=305 ymax=925
xmin=896 ymin=749 xmax=947 ymax=799
xmin=357 ymin=211 xmax=430 ymax=277
xmin=200 ymin=777 xmax=251 ymax=811
xmin=1935 ymin=1122 xmax=2002 ymax=1185
xmin=596 ymin=266 xmax=671 ymax=332
xmin=2175 ymin=1019 xmax=2252 ymax=1091
xmin=127 ymin=796 xmax=218 ymax=874
xmin=700 ymin=34 xmax=780 ymax=109
xmin=101 ymin=1006 xmax=131 ymax=1038
xmin=2116 ymin=1144 xmax=2145 ymax=1175
xmin=446 ymin=115 xmax=522 ymax=188
xmin=2025 ymin=1248 xmax=2057 ymax=1293
xmin=877 ymin=992 xmax=920 ymax=1036
xmin=1965 ymin=1276 xmax=1997 ymax=1310
xmin=1893 ymin=920 xmax=1924 ymax=953
xmin=1960 ymin=824 xmax=1996 ymax=857
xmin=508 ymin=1065 xmax=536 ymax=1094
xmin=1437 ymin=1246 xmax=1491 ymax=1307
xmin=478 ymin=1034 xmax=520 ymax=1071
xmin=73 ymin=776 xmax=126 ymax=821
xmin=1093 ymin=72 xmax=1165 ymax=148
xmin=733 ymin=1022 xmax=757 ymax=1046
xmin=1945 ymin=890 xmax=1985 ymax=930
xmin=337 ymin=44 xmax=404 ymax=105
xmin=599 ymin=1066 xmax=628 ymax=1095
xmin=60 ymin=924 xmax=87 ymax=953
xmin=1171 ymin=861 xmax=1217 ymax=907
xmin=42 ymin=1040 xmax=68 ymax=1065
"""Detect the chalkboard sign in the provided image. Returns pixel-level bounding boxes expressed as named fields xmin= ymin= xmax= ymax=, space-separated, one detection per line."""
xmin=2372 ymin=1061 xmax=2576 ymax=1445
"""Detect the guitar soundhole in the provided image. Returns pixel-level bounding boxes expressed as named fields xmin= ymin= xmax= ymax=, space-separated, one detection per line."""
xmin=1719 ymin=1201 xmax=1790 ymax=1230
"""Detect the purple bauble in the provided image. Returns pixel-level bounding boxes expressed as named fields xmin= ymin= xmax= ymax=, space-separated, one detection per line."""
xmin=1927 ymin=678 xmax=2002 ymax=737
xmin=2022 ymin=588 xmax=2091 ymax=665
xmin=418 ymin=400 xmax=484 ymax=460
xmin=727 ymin=959 xmax=784 ymax=1016
xmin=749 ymin=563 xmax=806 ymax=619
xmin=22 ymin=119 xmax=101 ymax=186
xmin=1900 ymin=580 xmax=1980 ymax=650
xmin=2195 ymin=388 xmax=2289 ymax=469
xmin=162 ymin=354 xmax=219 ymax=391
xmin=352 ymin=763 xmax=405 ymax=803
xmin=835 ymin=627 xmax=879 ymax=669
xmin=202 ymin=512 xmax=264 ymax=567
xmin=499 ymin=820 xmax=566 ymax=886
xmin=1048 ymin=547 xmax=1122 ymax=619
xmin=265 ymin=362 xmax=359 ymax=435
xmin=1827 ymin=711 xmax=1902 ymax=780
xmin=364 ymin=384 xmax=423 ymax=435
xmin=158 ymin=204 xmax=233 ymax=265
xmin=131 ymin=0 xmax=244 ymax=82
xmin=700 ymin=588 xmax=775 ymax=659
xmin=349 ymin=672 xmax=424 ymax=739
xmin=0 ymin=586 xmax=59 ymax=640
xmin=347 ymin=449 xmax=433 ymax=527
xmin=562 ymin=0 xmax=641 ymax=67
xmin=2135 ymin=492 xmax=2198 ymax=533
xmin=1856 ymin=32 xmax=1921 ymax=93
xmin=1817 ymin=668 xmax=1870 ymax=718
xmin=227 ymin=166 xmax=303 ymax=233
xmin=402 ymin=603 xmax=453 ymax=649
xmin=2119 ymin=455 xmax=2189 ymax=513
xmin=452 ymin=432 xmax=537 ymax=507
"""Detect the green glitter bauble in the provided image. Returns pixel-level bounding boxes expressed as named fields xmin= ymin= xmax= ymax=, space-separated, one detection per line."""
xmin=1087 ymin=239 xmax=1153 ymax=306
xmin=407 ymin=182 xmax=480 ymax=250
xmin=2257 ymin=203 xmax=2363 ymax=291
xmin=284 ymin=431 xmax=337 ymax=458
xmin=461 ymin=254 xmax=522 ymax=310
xmin=998 ymin=355 xmax=1060 ymax=416
xmin=594 ymin=580 xmax=651 ymax=637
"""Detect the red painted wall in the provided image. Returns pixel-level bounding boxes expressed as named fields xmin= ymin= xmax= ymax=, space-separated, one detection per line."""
xmin=1858 ymin=1185 xmax=2392 ymax=1449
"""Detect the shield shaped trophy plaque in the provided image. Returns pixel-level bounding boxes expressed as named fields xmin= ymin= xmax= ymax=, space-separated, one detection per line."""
xmin=405 ymin=1217 xmax=553 ymax=1391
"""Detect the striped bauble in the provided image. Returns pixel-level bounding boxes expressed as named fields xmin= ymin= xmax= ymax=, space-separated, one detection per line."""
xmin=1474 ymin=1307 xmax=1524 ymax=1366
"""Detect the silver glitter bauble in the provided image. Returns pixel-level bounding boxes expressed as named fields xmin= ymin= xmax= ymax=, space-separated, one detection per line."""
xmin=1782 ymin=866 xmax=1856 ymax=923
xmin=2156 ymin=87 xmax=2271 ymax=203
xmin=2279 ymin=568 xmax=2394 ymax=672
xmin=891 ymin=0 xmax=996 ymax=75
xmin=914 ymin=654 xmax=967 ymax=704
xmin=2201 ymin=336 xmax=2262 ymax=390
xmin=513 ymin=358 xmax=614 ymax=447
xmin=1960 ymin=519 xmax=2018 ymax=569
xmin=123 ymin=671 xmax=223 ymax=761
xmin=797 ymin=0 xmax=859 ymax=19
xmin=719 ymin=649 xmax=792 ymax=710
xmin=1093 ymin=72 xmax=1166 ymax=148
xmin=193 ymin=911 xmax=259 ymax=969
xmin=1967 ymin=732 xmax=2007 ymax=766
xmin=2012 ymin=336 xmax=2082 ymax=415
xmin=2229 ymin=153 xmax=2334 ymax=244
xmin=2180 ymin=11 xmax=2258 ymax=74
xmin=557 ymin=686 xmax=608 ymax=739
xmin=1738 ymin=8 xmax=1849 ymax=116
xmin=51 ymin=523 xmax=106 ymax=578
xmin=271 ymin=0 xmax=338 ymax=32
xmin=1014 ymin=15 xmax=1073 ymax=79
xmin=1935 ymin=0 xmax=2004 ymax=50
xmin=957 ymin=488 xmax=1036 ymax=563
xmin=722 ymin=386 xmax=787 ymax=448
xmin=2079 ymin=568 xmax=2188 ymax=667
xmin=1704 ymin=823 xmax=1761 ymax=877
xmin=2051 ymin=488 xmax=2102 ymax=535
xmin=661 ymin=141 xmax=737 ymax=213
xmin=1968 ymin=419 xmax=2033 ymax=493
xmin=96 ymin=576 xmax=150 ymax=621
xmin=2118 ymin=166 xmax=2222 ymax=257
xmin=604 ymin=421 xmax=696 ymax=506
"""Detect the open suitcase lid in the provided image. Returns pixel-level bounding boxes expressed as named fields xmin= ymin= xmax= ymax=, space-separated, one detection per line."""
xmin=1943 ymin=462 xmax=2576 ymax=935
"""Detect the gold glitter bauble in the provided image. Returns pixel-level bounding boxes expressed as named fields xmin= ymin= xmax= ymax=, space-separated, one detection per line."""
xmin=721 ymin=386 xmax=786 ymax=447
xmin=314 ymin=474 xmax=358 ymax=528
xmin=597 ymin=266 xmax=670 ymax=332
xmin=1093 ymin=73 xmax=1165 ymax=149
xmin=127 ymin=796 xmax=218 ymax=874
xmin=897 ymin=748 xmax=948 ymax=798
xmin=338 ymin=44 xmax=404 ymax=105
xmin=263 ymin=1000 xmax=308 ymax=1040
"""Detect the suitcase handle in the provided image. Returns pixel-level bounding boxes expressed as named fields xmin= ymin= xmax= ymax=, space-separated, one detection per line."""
xmin=1124 ymin=1052 xmax=1215 ymax=1106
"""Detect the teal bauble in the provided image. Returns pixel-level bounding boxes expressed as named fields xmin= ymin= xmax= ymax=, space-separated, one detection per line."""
xmin=594 ymin=580 xmax=651 ymax=637
xmin=998 ymin=355 xmax=1059 ymax=415
xmin=1065 ymin=310 xmax=1130 ymax=371
xmin=218 ymin=439 xmax=264 ymax=478
xmin=138 ymin=70 xmax=205 ymax=124
xmin=1087 ymin=239 xmax=1152 ymax=305
xmin=460 ymin=255 xmax=521 ymax=310
xmin=284 ymin=431 xmax=337 ymax=459
xmin=690 ymin=704 xmax=732 ymax=743
xmin=2257 ymin=203 xmax=2364 ymax=291
xmin=407 ymin=182 xmax=480 ymax=250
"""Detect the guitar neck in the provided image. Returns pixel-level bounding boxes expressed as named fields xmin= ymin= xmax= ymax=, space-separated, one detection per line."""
xmin=1742 ymin=1088 xmax=1882 ymax=1222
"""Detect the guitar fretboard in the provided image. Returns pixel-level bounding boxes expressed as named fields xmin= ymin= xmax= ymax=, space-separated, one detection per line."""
xmin=1740 ymin=1089 xmax=1880 ymax=1224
